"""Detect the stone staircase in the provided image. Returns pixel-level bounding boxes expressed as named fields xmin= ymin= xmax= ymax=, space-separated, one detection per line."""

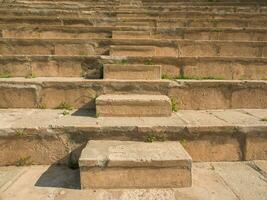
xmin=0 ymin=0 xmax=267 ymax=189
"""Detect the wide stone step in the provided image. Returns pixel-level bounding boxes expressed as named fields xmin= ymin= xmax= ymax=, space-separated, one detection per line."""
xmin=3 ymin=4 xmax=267 ymax=14
xmin=112 ymin=31 xmax=151 ymax=39
xmin=104 ymin=64 xmax=161 ymax=80
xmin=110 ymin=45 xmax=156 ymax=57
xmin=116 ymin=21 xmax=151 ymax=27
xmin=2 ymin=16 xmax=267 ymax=28
xmin=96 ymin=94 xmax=172 ymax=117
xmin=79 ymin=140 xmax=192 ymax=189
xmin=2 ymin=8 xmax=267 ymax=19
xmin=0 ymin=78 xmax=261 ymax=110
xmin=2 ymin=26 xmax=267 ymax=41
xmin=1 ymin=38 xmax=267 ymax=58
xmin=1 ymin=55 xmax=267 ymax=80
xmin=0 ymin=108 xmax=266 ymax=165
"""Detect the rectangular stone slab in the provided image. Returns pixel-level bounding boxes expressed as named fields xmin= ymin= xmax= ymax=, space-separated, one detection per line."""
xmin=79 ymin=140 xmax=192 ymax=189
xmin=110 ymin=45 xmax=156 ymax=57
xmin=96 ymin=94 xmax=172 ymax=117
xmin=103 ymin=64 xmax=161 ymax=80
xmin=112 ymin=31 xmax=151 ymax=39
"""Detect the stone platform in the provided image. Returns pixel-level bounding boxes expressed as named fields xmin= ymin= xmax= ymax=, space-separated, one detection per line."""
xmin=0 ymin=108 xmax=266 ymax=166
xmin=79 ymin=140 xmax=192 ymax=189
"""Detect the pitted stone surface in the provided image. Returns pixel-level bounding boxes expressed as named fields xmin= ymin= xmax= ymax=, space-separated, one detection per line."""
xmin=79 ymin=140 xmax=191 ymax=168
xmin=79 ymin=140 xmax=192 ymax=188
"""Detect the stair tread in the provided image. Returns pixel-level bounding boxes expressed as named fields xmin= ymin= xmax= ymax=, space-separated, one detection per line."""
xmin=97 ymin=94 xmax=170 ymax=102
xmin=79 ymin=140 xmax=192 ymax=168
xmin=79 ymin=140 xmax=192 ymax=188
xmin=0 ymin=108 xmax=266 ymax=129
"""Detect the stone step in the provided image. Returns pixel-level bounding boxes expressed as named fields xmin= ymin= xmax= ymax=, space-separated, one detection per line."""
xmin=116 ymin=21 xmax=151 ymax=27
xmin=0 ymin=108 xmax=266 ymax=166
xmin=110 ymin=45 xmax=156 ymax=57
xmin=1 ymin=38 xmax=266 ymax=58
xmin=2 ymin=4 xmax=267 ymax=14
xmin=2 ymin=8 xmax=267 ymax=19
xmin=79 ymin=140 xmax=192 ymax=189
xmin=112 ymin=31 xmax=151 ymax=39
xmin=1 ymin=16 xmax=267 ymax=28
xmin=0 ymin=78 xmax=262 ymax=110
xmin=1 ymin=55 xmax=267 ymax=80
xmin=6 ymin=0 xmax=267 ymax=6
xmin=96 ymin=94 xmax=172 ymax=117
xmin=2 ymin=26 xmax=267 ymax=41
xmin=103 ymin=64 xmax=161 ymax=80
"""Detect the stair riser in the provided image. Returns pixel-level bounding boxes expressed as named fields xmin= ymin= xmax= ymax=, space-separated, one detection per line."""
xmin=3 ymin=4 xmax=267 ymax=13
xmin=96 ymin=104 xmax=172 ymax=117
xmin=2 ymin=17 xmax=267 ymax=28
xmin=0 ymin=80 xmax=266 ymax=109
xmin=2 ymin=28 xmax=267 ymax=41
xmin=0 ymin=125 xmax=266 ymax=166
xmin=80 ymin=167 xmax=191 ymax=189
xmin=110 ymin=46 xmax=156 ymax=57
xmin=104 ymin=65 xmax=161 ymax=80
xmin=112 ymin=31 xmax=151 ymax=39
xmin=1 ymin=56 xmax=267 ymax=80
xmin=1 ymin=40 xmax=266 ymax=58
xmin=2 ymin=8 xmax=267 ymax=19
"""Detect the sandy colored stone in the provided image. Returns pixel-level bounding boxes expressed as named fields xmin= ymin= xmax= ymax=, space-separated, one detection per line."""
xmin=245 ymin=133 xmax=267 ymax=160
xmin=110 ymin=45 xmax=155 ymax=57
xmin=0 ymin=108 xmax=266 ymax=165
xmin=79 ymin=140 xmax=192 ymax=189
xmin=79 ymin=140 xmax=191 ymax=168
xmin=112 ymin=31 xmax=151 ymax=39
xmin=0 ymin=85 xmax=38 ymax=108
xmin=1 ymin=162 xmax=266 ymax=200
xmin=183 ymin=135 xmax=242 ymax=162
xmin=96 ymin=94 xmax=172 ymax=117
xmin=212 ymin=162 xmax=267 ymax=200
xmin=80 ymin=167 xmax=191 ymax=189
xmin=104 ymin=64 xmax=161 ymax=80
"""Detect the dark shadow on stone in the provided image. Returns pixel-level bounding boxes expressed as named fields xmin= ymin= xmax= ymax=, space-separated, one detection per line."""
xmin=34 ymin=147 xmax=84 ymax=190
xmin=34 ymin=164 xmax=81 ymax=190
xmin=71 ymin=108 xmax=96 ymax=118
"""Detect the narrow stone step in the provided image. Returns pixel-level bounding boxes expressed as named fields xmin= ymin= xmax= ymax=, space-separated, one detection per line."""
xmin=103 ymin=64 xmax=161 ymax=80
xmin=96 ymin=94 xmax=172 ymax=117
xmin=117 ymin=21 xmax=151 ymax=27
xmin=110 ymin=45 xmax=156 ymax=57
xmin=79 ymin=140 xmax=192 ymax=189
xmin=112 ymin=31 xmax=151 ymax=39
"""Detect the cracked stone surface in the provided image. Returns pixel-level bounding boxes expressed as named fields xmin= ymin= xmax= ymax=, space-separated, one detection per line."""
xmin=0 ymin=161 xmax=266 ymax=200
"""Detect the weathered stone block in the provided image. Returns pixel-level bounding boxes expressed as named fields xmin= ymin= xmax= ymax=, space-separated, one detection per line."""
xmin=96 ymin=94 xmax=172 ymax=117
xmin=104 ymin=64 xmax=161 ymax=80
xmin=79 ymin=140 xmax=192 ymax=189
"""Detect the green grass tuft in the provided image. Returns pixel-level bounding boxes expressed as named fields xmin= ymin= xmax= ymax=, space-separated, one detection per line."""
xmin=25 ymin=73 xmax=36 ymax=79
xmin=56 ymin=102 xmax=73 ymax=110
xmin=144 ymin=59 xmax=155 ymax=65
xmin=15 ymin=156 xmax=32 ymax=166
xmin=37 ymin=103 xmax=47 ymax=109
xmin=0 ymin=73 xmax=11 ymax=78
xmin=171 ymin=98 xmax=179 ymax=112
xmin=62 ymin=110 xmax=70 ymax=116
xmin=145 ymin=134 xmax=166 ymax=143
